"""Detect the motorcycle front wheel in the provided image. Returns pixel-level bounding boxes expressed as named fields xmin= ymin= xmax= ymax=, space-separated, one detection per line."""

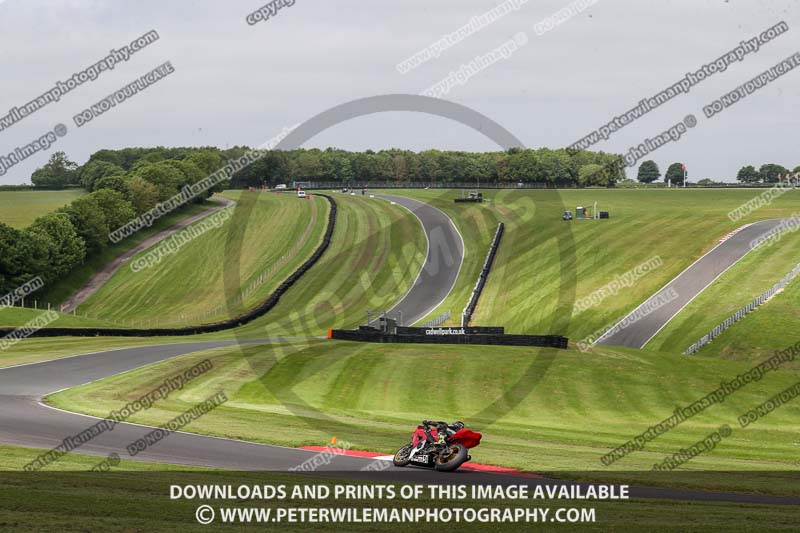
xmin=434 ymin=443 xmax=468 ymax=472
xmin=393 ymin=443 xmax=413 ymax=467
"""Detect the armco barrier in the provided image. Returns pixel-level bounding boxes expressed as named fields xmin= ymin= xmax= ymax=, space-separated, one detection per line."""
xmin=683 ymin=260 xmax=800 ymax=355
xmin=330 ymin=329 xmax=568 ymax=349
xmin=418 ymin=310 xmax=451 ymax=328
xmin=0 ymin=194 xmax=338 ymax=339
xmin=396 ymin=326 xmax=504 ymax=335
xmin=462 ymin=223 xmax=504 ymax=327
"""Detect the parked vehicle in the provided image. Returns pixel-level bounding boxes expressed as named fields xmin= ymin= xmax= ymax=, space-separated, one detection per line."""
xmin=275 ymin=184 xmax=287 ymax=190
xmin=297 ymin=190 xmax=307 ymax=198
xmin=393 ymin=420 xmax=482 ymax=472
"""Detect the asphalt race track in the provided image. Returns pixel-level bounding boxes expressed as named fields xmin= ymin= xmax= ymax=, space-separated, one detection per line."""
xmin=1 ymin=205 xmax=797 ymax=504
xmin=1 ymin=340 xmax=799 ymax=504
xmin=375 ymin=194 xmax=464 ymax=326
xmin=596 ymin=219 xmax=789 ymax=349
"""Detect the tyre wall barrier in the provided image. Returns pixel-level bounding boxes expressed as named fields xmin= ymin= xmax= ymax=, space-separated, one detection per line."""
xmin=461 ymin=223 xmax=504 ymax=327
xmin=0 ymin=194 xmax=338 ymax=339
xmin=330 ymin=329 xmax=568 ymax=349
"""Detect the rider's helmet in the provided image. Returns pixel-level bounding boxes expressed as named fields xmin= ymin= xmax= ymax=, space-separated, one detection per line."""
xmin=451 ymin=421 xmax=465 ymax=430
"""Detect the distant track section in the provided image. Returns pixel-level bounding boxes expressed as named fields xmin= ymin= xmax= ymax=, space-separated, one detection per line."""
xmin=596 ymin=219 xmax=790 ymax=349
xmin=375 ymin=194 xmax=464 ymax=326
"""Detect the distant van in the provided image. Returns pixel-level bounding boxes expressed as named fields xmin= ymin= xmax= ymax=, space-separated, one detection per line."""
xmin=297 ymin=190 xmax=307 ymax=198
xmin=275 ymin=184 xmax=287 ymax=190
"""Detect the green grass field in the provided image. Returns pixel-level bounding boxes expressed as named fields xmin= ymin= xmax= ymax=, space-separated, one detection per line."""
xmin=379 ymin=189 xmax=800 ymax=348
xmin=0 ymin=307 xmax=125 ymax=329
xmin=75 ymin=191 xmax=328 ymax=326
xmin=4 ymin=187 xmax=800 ymax=501
xmin=9 ymin=188 xmax=797 ymax=348
xmin=225 ymin=192 xmax=426 ymax=338
xmin=0 ymin=201 xmax=219 ymax=328
xmin=37 ymin=202 xmax=213 ymax=308
xmin=0 ymin=189 xmax=86 ymax=228
xmin=48 ymin=338 xmax=800 ymax=494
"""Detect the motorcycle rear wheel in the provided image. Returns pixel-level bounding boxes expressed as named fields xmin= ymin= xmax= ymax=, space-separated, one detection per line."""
xmin=434 ymin=443 xmax=468 ymax=472
xmin=393 ymin=443 xmax=413 ymax=467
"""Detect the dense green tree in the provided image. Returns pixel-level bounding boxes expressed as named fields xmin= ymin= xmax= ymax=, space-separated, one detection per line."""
xmin=759 ymin=163 xmax=790 ymax=183
xmin=637 ymin=160 xmax=660 ymax=183
xmin=736 ymin=165 xmax=760 ymax=184
xmin=86 ymin=149 xmax=124 ymax=169
xmin=418 ymin=150 xmax=442 ymax=183
xmin=24 ymin=213 xmax=85 ymax=279
xmin=507 ymin=150 xmax=538 ymax=183
xmin=94 ymin=174 xmax=131 ymax=199
xmin=30 ymin=151 xmax=78 ymax=188
xmin=665 ymin=162 xmax=685 ymax=185
xmin=539 ymin=150 xmax=573 ymax=183
xmin=131 ymin=162 xmax=185 ymax=201
xmin=0 ymin=223 xmax=26 ymax=293
xmin=127 ymin=176 xmax=160 ymax=214
xmin=58 ymin=196 xmax=109 ymax=253
xmin=12 ymin=230 xmax=52 ymax=285
xmin=319 ymin=149 xmax=353 ymax=182
xmin=578 ymin=164 xmax=610 ymax=186
xmin=79 ymin=160 xmax=125 ymax=191
xmin=185 ymin=151 xmax=223 ymax=175
xmin=89 ymin=189 xmax=135 ymax=231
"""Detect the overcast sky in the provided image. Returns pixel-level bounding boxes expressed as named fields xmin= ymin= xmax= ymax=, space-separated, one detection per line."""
xmin=0 ymin=0 xmax=798 ymax=184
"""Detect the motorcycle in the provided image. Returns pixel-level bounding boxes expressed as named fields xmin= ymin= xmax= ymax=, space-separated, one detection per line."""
xmin=392 ymin=420 xmax=482 ymax=472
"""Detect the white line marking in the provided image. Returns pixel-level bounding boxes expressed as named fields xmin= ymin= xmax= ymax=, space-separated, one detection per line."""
xmin=377 ymin=194 xmax=465 ymax=326
xmin=36 ymin=400 xmax=307 ymax=453
xmin=374 ymin=196 xmax=430 ymax=325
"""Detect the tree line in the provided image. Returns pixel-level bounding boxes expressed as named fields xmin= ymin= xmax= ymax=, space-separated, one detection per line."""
xmin=636 ymin=160 xmax=800 ymax=184
xmin=226 ymin=147 xmax=625 ymax=188
xmin=735 ymin=163 xmax=800 ymax=184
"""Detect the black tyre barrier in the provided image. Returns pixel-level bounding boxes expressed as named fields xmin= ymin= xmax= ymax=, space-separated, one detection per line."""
xmin=0 ymin=195 xmax=338 ymax=338
xmin=330 ymin=329 xmax=569 ymax=349
xmin=461 ymin=222 xmax=504 ymax=327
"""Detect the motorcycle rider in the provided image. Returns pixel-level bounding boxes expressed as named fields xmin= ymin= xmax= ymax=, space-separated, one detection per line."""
xmin=423 ymin=420 xmax=465 ymax=445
